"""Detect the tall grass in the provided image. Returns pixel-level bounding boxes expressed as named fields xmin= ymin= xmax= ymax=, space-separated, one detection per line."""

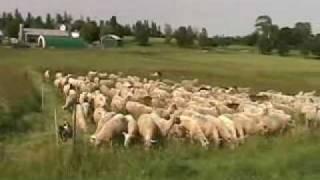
xmin=1 ymin=132 xmax=320 ymax=180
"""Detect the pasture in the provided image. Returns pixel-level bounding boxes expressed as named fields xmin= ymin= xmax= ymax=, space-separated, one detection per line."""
xmin=1 ymin=46 xmax=320 ymax=180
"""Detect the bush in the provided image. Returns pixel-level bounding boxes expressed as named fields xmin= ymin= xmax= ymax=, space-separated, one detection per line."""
xmin=309 ymin=35 xmax=320 ymax=57
xmin=298 ymin=39 xmax=311 ymax=56
xmin=0 ymin=83 xmax=41 ymax=135
xmin=257 ymin=36 xmax=273 ymax=54
xmin=277 ymin=41 xmax=290 ymax=56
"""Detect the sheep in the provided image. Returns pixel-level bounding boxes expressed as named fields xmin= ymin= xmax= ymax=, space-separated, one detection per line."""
xmin=226 ymin=113 xmax=266 ymax=144
xmin=62 ymin=89 xmax=77 ymax=110
xmin=179 ymin=114 xmax=210 ymax=148
xmin=92 ymin=112 xmax=116 ymax=137
xmin=90 ymin=114 xmax=127 ymax=147
xmin=100 ymin=79 xmax=115 ymax=88
xmin=44 ymin=70 xmax=50 ymax=82
xmin=125 ymin=101 xmax=152 ymax=119
xmin=98 ymin=72 xmax=108 ymax=79
xmin=151 ymin=112 xmax=180 ymax=137
xmin=93 ymin=93 xmax=108 ymax=109
xmin=123 ymin=115 xmax=139 ymax=147
xmin=262 ymin=108 xmax=293 ymax=134
xmin=62 ymin=84 xmax=71 ymax=97
xmin=51 ymin=70 xmax=320 ymax=150
xmin=111 ymin=90 xmax=132 ymax=113
xmin=55 ymin=72 xmax=63 ymax=79
xmin=195 ymin=115 xmax=221 ymax=147
xmin=137 ymin=113 xmax=160 ymax=148
xmin=218 ymin=115 xmax=238 ymax=148
xmin=87 ymin=71 xmax=98 ymax=80
xmin=93 ymin=107 xmax=108 ymax=124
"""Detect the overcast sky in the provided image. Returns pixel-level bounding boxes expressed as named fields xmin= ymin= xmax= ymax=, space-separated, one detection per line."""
xmin=0 ymin=0 xmax=319 ymax=36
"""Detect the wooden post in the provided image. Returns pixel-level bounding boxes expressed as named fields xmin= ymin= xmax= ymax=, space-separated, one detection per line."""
xmin=54 ymin=108 xmax=59 ymax=146
xmin=72 ymin=103 xmax=77 ymax=147
xmin=41 ymin=84 xmax=44 ymax=112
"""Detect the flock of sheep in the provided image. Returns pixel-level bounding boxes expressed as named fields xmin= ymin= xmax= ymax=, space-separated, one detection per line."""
xmin=45 ymin=70 xmax=320 ymax=149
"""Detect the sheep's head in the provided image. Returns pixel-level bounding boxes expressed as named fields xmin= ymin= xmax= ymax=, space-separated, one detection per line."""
xmin=89 ymin=135 xmax=97 ymax=144
xmin=199 ymin=136 xmax=210 ymax=148
xmin=123 ymin=132 xmax=134 ymax=147
xmin=144 ymin=139 xmax=157 ymax=149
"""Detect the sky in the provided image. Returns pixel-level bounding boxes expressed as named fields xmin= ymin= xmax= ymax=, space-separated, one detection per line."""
xmin=0 ymin=0 xmax=319 ymax=36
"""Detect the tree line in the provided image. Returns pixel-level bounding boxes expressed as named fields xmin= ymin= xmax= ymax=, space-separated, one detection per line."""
xmin=0 ymin=9 xmax=211 ymax=48
xmin=1 ymin=10 xmax=320 ymax=56
xmin=251 ymin=15 xmax=320 ymax=56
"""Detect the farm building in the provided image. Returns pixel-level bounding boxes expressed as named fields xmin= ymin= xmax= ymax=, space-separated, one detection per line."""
xmin=38 ymin=35 xmax=87 ymax=49
xmin=0 ymin=30 xmax=3 ymax=43
xmin=19 ymin=24 xmax=87 ymax=49
xmin=19 ymin=24 xmax=69 ymax=43
xmin=100 ymin=34 xmax=122 ymax=48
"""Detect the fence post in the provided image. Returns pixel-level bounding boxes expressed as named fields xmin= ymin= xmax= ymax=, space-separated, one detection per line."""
xmin=54 ymin=108 xmax=59 ymax=146
xmin=41 ymin=84 xmax=44 ymax=112
xmin=72 ymin=104 xmax=77 ymax=147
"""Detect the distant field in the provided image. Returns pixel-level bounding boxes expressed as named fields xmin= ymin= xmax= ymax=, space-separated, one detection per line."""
xmin=1 ymin=46 xmax=320 ymax=180
xmin=1 ymin=45 xmax=320 ymax=94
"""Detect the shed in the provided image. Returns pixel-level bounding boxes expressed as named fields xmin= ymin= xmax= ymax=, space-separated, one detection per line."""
xmin=38 ymin=35 xmax=87 ymax=49
xmin=0 ymin=30 xmax=3 ymax=41
xmin=101 ymin=34 xmax=122 ymax=48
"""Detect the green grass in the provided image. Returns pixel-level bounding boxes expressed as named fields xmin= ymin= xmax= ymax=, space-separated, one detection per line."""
xmin=1 ymin=45 xmax=320 ymax=179
xmin=1 ymin=45 xmax=320 ymax=93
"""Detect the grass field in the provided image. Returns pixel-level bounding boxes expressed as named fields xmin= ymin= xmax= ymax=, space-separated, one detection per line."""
xmin=1 ymin=45 xmax=320 ymax=179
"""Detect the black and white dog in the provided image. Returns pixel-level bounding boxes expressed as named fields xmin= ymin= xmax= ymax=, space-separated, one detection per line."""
xmin=58 ymin=121 xmax=73 ymax=142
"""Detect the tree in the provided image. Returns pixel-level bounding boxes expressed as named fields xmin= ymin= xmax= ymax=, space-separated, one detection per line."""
xmin=45 ymin=14 xmax=54 ymax=29
xmin=80 ymin=21 xmax=100 ymax=43
xmin=72 ymin=19 xmax=85 ymax=31
xmin=309 ymin=34 xmax=320 ymax=57
xmin=56 ymin=13 xmax=64 ymax=24
xmin=123 ymin=24 xmax=132 ymax=36
xmin=277 ymin=27 xmax=292 ymax=56
xmin=150 ymin=21 xmax=161 ymax=37
xmin=31 ymin=16 xmax=44 ymax=28
xmin=164 ymin=24 xmax=173 ymax=44
xmin=292 ymin=22 xmax=311 ymax=45
xmin=5 ymin=19 xmax=20 ymax=37
xmin=174 ymin=26 xmax=195 ymax=47
xmin=110 ymin=16 xmax=117 ymax=28
xmin=198 ymin=28 xmax=209 ymax=48
xmin=100 ymin=23 xmax=114 ymax=36
xmin=63 ymin=11 xmax=72 ymax=24
xmin=14 ymin=9 xmax=23 ymax=23
xmin=100 ymin=16 xmax=123 ymax=37
xmin=255 ymin=15 xmax=278 ymax=54
xmin=255 ymin=15 xmax=272 ymax=36
xmin=187 ymin=26 xmax=196 ymax=42
xmin=134 ymin=20 xmax=150 ymax=46
xmin=292 ymin=22 xmax=312 ymax=55
xmin=24 ymin=12 xmax=33 ymax=28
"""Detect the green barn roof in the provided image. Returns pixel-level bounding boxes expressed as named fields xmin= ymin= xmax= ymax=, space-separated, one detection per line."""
xmin=38 ymin=35 xmax=87 ymax=49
